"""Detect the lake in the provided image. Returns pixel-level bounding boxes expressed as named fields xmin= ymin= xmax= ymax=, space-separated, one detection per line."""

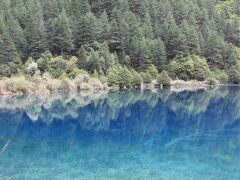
xmin=0 ymin=87 xmax=240 ymax=180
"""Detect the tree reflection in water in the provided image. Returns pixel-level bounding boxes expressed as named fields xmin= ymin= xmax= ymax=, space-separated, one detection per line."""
xmin=0 ymin=87 xmax=240 ymax=179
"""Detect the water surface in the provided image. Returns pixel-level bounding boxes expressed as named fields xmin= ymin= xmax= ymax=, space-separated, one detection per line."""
xmin=0 ymin=87 xmax=240 ymax=179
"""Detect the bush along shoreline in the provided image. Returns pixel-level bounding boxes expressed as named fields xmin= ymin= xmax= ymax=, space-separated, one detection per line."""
xmin=0 ymin=51 xmax=222 ymax=96
xmin=0 ymin=74 xmax=210 ymax=96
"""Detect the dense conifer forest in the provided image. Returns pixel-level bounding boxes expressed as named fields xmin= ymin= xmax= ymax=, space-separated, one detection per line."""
xmin=0 ymin=0 xmax=240 ymax=87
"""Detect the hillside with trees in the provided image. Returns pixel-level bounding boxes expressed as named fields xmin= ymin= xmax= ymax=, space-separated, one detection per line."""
xmin=0 ymin=0 xmax=240 ymax=89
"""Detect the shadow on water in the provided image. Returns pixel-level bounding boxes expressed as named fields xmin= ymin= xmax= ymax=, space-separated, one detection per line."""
xmin=0 ymin=86 xmax=240 ymax=179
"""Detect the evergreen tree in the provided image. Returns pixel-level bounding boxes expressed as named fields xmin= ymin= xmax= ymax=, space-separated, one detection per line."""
xmin=142 ymin=12 xmax=154 ymax=39
xmin=149 ymin=38 xmax=167 ymax=72
xmin=5 ymin=11 xmax=27 ymax=60
xmin=77 ymin=46 xmax=88 ymax=69
xmin=157 ymin=70 xmax=171 ymax=86
xmin=180 ymin=20 xmax=201 ymax=54
xmin=52 ymin=9 xmax=74 ymax=55
xmin=99 ymin=11 xmax=111 ymax=43
xmin=25 ymin=0 xmax=48 ymax=58
xmin=129 ymin=0 xmax=148 ymax=19
xmin=77 ymin=12 xmax=99 ymax=48
xmin=161 ymin=14 xmax=187 ymax=59
xmin=0 ymin=17 xmax=20 ymax=75
xmin=0 ymin=0 xmax=239 ymax=80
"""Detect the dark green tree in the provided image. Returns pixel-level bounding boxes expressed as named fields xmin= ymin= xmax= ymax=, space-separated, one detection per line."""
xmin=52 ymin=9 xmax=74 ymax=55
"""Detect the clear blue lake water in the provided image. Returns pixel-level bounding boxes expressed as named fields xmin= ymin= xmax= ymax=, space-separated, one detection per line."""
xmin=0 ymin=86 xmax=240 ymax=180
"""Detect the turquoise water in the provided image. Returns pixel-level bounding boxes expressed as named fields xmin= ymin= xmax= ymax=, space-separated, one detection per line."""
xmin=0 ymin=87 xmax=239 ymax=179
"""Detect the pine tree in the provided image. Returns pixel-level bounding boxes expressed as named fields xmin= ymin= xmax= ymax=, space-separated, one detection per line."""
xmin=77 ymin=46 xmax=88 ymax=69
xmin=52 ymin=9 xmax=74 ymax=55
xmin=25 ymin=0 xmax=48 ymax=58
xmin=180 ymin=20 xmax=201 ymax=55
xmin=129 ymin=0 xmax=148 ymax=19
xmin=5 ymin=11 xmax=27 ymax=60
xmin=204 ymin=30 xmax=226 ymax=68
xmin=234 ymin=0 xmax=240 ymax=16
xmin=99 ymin=11 xmax=111 ymax=43
xmin=142 ymin=12 xmax=154 ymax=40
xmin=0 ymin=17 xmax=20 ymax=75
xmin=161 ymin=14 xmax=187 ymax=59
xmin=76 ymin=12 xmax=100 ymax=48
xmin=149 ymin=38 xmax=167 ymax=72
xmin=129 ymin=37 xmax=151 ymax=70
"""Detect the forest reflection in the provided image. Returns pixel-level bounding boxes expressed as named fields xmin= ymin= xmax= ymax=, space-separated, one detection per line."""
xmin=0 ymin=87 xmax=239 ymax=135
xmin=0 ymin=87 xmax=240 ymax=165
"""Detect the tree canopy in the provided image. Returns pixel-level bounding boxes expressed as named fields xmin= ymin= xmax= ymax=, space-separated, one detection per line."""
xmin=0 ymin=0 xmax=239 ymax=83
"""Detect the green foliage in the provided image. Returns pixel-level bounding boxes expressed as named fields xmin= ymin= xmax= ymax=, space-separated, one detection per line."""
xmin=52 ymin=9 xmax=74 ymax=54
xmin=131 ymin=69 xmax=143 ymax=86
xmin=140 ymin=72 xmax=152 ymax=84
xmin=213 ymin=69 xmax=229 ymax=83
xmin=147 ymin=64 xmax=158 ymax=79
xmin=227 ymin=67 xmax=240 ymax=84
xmin=167 ymin=60 xmax=182 ymax=79
xmin=0 ymin=0 xmax=239 ymax=84
xmin=107 ymin=65 xmax=134 ymax=88
xmin=157 ymin=70 xmax=172 ymax=86
xmin=168 ymin=55 xmax=210 ymax=81
xmin=207 ymin=77 xmax=218 ymax=85
xmin=0 ymin=64 xmax=12 ymax=77
xmin=25 ymin=62 xmax=38 ymax=76
xmin=48 ymin=56 xmax=66 ymax=78
xmin=194 ymin=57 xmax=210 ymax=81
xmin=107 ymin=65 xmax=122 ymax=87
xmin=4 ymin=76 xmax=31 ymax=93
xmin=120 ymin=66 xmax=134 ymax=88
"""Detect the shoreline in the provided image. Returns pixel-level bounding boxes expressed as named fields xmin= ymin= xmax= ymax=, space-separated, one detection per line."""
xmin=0 ymin=79 xmax=214 ymax=97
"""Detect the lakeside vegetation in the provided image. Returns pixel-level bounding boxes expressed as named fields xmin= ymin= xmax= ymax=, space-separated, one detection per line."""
xmin=0 ymin=0 xmax=240 ymax=93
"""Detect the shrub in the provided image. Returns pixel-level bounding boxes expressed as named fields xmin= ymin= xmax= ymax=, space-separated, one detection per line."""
xmin=36 ymin=51 xmax=52 ymax=73
xmin=48 ymin=68 xmax=65 ymax=79
xmin=193 ymin=57 xmax=210 ymax=81
xmin=48 ymin=56 xmax=66 ymax=78
xmin=183 ymin=58 xmax=194 ymax=80
xmin=107 ymin=65 xmax=121 ymax=86
xmin=0 ymin=64 xmax=12 ymax=77
xmin=141 ymin=72 xmax=152 ymax=84
xmin=25 ymin=62 xmax=38 ymax=76
xmin=131 ymin=69 xmax=142 ymax=86
xmin=49 ymin=56 xmax=66 ymax=69
xmin=93 ymin=69 xmax=100 ymax=79
xmin=30 ymin=75 xmax=43 ymax=86
xmin=36 ymin=58 xmax=48 ymax=73
xmin=157 ymin=70 xmax=172 ymax=86
xmin=147 ymin=64 xmax=158 ymax=79
xmin=169 ymin=55 xmax=208 ymax=81
xmin=207 ymin=77 xmax=218 ymax=85
xmin=66 ymin=56 xmax=78 ymax=74
xmin=42 ymin=72 xmax=52 ymax=81
xmin=5 ymin=76 xmax=31 ymax=93
xmin=46 ymin=79 xmax=62 ymax=91
xmin=227 ymin=67 xmax=240 ymax=84
xmin=79 ymin=82 xmax=93 ymax=90
xmin=213 ymin=70 xmax=229 ymax=83
xmin=88 ymin=78 xmax=104 ymax=89
xmin=119 ymin=67 xmax=133 ymax=88
xmin=167 ymin=60 xmax=183 ymax=79
xmin=74 ymin=73 xmax=91 ymax=86
xmin=0 ymin=81 xmax=5 ymax=93
xmin=60 ymin=78 xmax=76 ymax=90
xmin=68 ymin=67 xmax=82 ymax=79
